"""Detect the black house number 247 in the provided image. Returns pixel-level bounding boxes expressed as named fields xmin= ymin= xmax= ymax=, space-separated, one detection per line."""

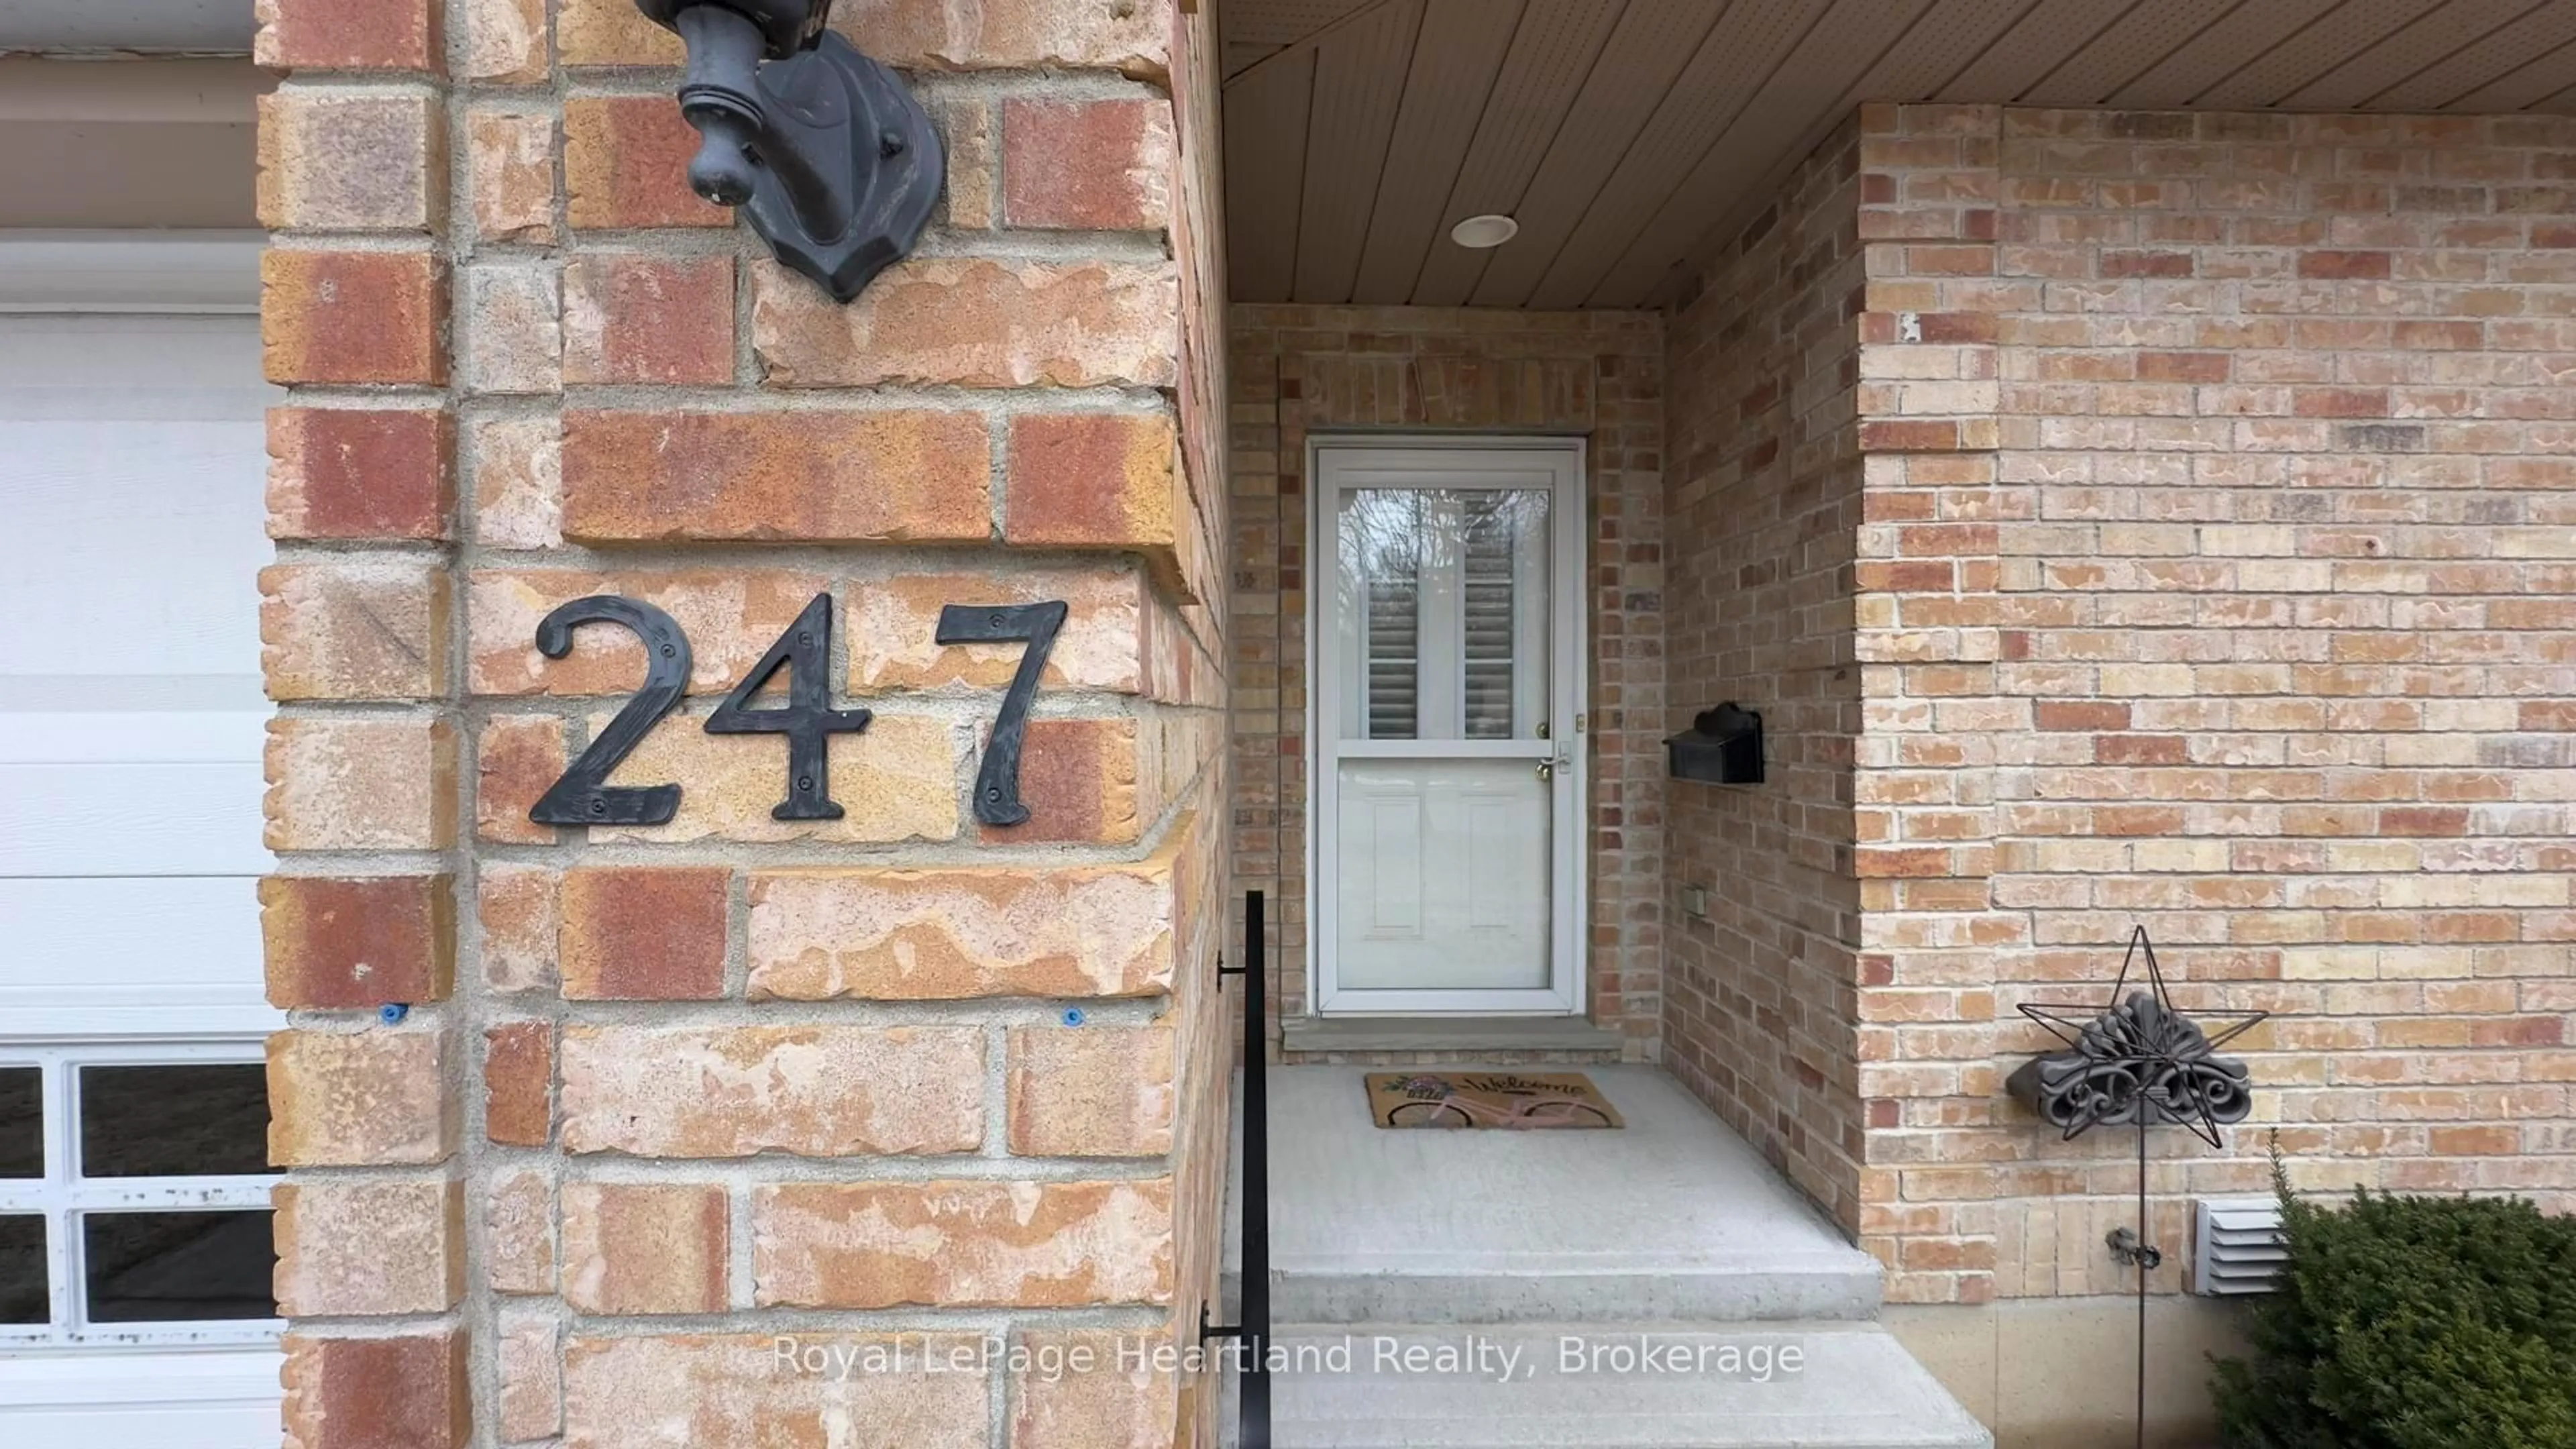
xmin=527 ymin=591 xmax=1067 ymax=829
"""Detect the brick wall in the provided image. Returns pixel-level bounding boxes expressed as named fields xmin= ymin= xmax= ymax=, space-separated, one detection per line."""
xmin=1226 ymin=305 xmax=1666 ymax=1057
xmin=1661 ymin=117 xmax=1872 ymax=1228
xmin=257 ymin=1 xmax=1231 ymax=1444
xmin=1845 ymin=104 xmax=2576 ymax=1305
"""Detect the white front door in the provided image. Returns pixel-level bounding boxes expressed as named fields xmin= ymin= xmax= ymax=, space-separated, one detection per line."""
xmin=1312 ymin=439 xmax=1585 ymax=1016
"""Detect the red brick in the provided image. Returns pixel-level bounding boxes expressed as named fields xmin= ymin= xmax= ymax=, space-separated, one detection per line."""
xmin=2035 ymin=700 xmax=2129 ymax=731
xmin=559 ymin=410 xmax=989 ymax=543
xmin=485 ymin=1021 xmax=555 ymax=1147
xmin=262 ymin=875 xmax=455 ymax=1009
xmin=280 ymin=1332 xmax=469 ymax=1449
xmin=2294 ymin=387 xmax=2389 ymax=418
xmin=832 ymin=0 xmax=1171 ymax=73
xmin=564 ymin=254 xmax=735 ymax=385
xmin=2100 ymin=250 xmax=2193 ymax=278
xmin=2298 ymin=250 xmax=2393 ymax=279
xmin=256 ymin=0 xmax=443 ymax=71
xmin=564 ymin=97 xmax=731 ymax=229
xmin=476 ymin=714 xmax=564 ymax=845
xmin=2135 ymin=351 xmax=2229 ymax=383
xmin=1003 ymin=97 xmax=1173 ymax=231
xmin=981 ymin=717 xmax=1141 ymax=845
xmin=751 ymin=256 xmax=1179 ymax=388
xmin=1006 ymin=1026 xmax=1173 ymax=1157
xmin=2379 ymin=806 xmax=2470 ymax=837
xmin=267 ymin=407 xmax=454 ymax=540
xmin=260 ymin=562 xmax=451 ymax=700
xmin=1003 ymin=413 xmax=1177 ymax=550
xmin=559 ymin=867 xmax=729 ymax=1000
xmin=561 ymin=1183 xmax=729 ymax=1315
xmin=264 ymin=250 xmax=448 ymax=386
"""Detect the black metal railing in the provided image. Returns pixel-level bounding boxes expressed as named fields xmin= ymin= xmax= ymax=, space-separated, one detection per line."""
xmin=1201 ymin=890 xmax=1271 ymax=1448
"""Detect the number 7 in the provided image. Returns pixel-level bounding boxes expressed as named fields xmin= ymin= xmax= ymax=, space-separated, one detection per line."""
xmin=936 ymin=600 xmax=1067 ymax=827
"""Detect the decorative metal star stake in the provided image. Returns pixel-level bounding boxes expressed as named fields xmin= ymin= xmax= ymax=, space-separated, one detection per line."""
xmin=2007 ymin=925 xmax=2268 ymax=1147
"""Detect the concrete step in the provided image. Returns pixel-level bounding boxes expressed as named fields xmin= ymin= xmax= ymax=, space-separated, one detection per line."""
xmin=1244 ymin=1322 xmax=1994 ymax=1449
xmin=1227 ymin=1067 xmax=1884 ymax=1324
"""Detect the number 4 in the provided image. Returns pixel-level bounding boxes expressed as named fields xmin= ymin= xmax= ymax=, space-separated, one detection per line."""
xmin=936 ymin=600 xmax=1067 ymax=827
xmin=706 ymin=592 xmax=871 ymax=820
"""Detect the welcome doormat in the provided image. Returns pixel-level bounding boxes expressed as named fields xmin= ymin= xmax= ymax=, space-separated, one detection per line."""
xmin=1364 ymin=1071 xmax=1624 ymax=1130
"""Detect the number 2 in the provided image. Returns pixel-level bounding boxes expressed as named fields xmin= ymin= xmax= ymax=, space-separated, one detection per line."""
xmin=528 ymin=596 xmax=692 ymax=826
xmin=936 ymin=600 xmax=1067 ymax=827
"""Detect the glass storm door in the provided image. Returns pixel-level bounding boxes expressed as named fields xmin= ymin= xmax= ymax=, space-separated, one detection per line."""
xmin=1313 ymin=441 xmax=1584 ymax=1015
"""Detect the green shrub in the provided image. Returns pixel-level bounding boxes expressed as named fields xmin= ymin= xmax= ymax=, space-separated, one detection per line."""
xmin=2211 ymin=1151 xmax=2576 ymax=1449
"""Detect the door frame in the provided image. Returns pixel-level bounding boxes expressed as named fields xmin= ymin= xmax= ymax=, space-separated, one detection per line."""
xmin=1305 ymin=434 xmax=1590 ymax=1017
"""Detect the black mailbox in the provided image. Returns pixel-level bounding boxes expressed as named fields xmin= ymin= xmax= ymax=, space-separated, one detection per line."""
xmin=1664 ymin=703 xmax=1763 ymax=785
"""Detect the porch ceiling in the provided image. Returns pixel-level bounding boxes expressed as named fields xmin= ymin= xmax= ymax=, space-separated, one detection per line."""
xmin=1221 ymin=0 xmax=2576 ymax=311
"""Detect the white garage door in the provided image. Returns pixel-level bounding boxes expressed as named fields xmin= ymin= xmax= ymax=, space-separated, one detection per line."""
xmin=0 ymin=241 xmax=285 ymax=1446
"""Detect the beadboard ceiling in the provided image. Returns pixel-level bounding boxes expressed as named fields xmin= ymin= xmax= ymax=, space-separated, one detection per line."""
xmin=1222 ymin=0 xmax=2576 ymax=310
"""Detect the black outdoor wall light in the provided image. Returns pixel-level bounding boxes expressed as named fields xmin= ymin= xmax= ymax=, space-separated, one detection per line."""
xmin=635 ymin=0 xmax=941 ymax=302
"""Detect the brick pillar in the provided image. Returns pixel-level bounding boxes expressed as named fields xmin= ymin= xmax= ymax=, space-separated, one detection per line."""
xmin=259 ymin=0 xmax=1232 ymax=1444
xmin=1851 ymin=103 xmax=2012 ymax=1306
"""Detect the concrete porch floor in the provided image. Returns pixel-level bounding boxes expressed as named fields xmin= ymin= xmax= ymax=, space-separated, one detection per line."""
xmin=1229 ymin=1065 xmax=1883 ymax=1323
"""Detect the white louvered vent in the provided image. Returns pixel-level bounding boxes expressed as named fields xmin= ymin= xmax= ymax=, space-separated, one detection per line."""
xmin=1364 ymin=545 xmax=1419 ymax=741
xmin=2194 ymin=1196 xmax=2287 ymax=1296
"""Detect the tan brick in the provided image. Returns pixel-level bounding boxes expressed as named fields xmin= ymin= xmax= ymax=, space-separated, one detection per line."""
xmin=467 ymin=415 xmax=562 ymax=549
xmin=263 ymin=250 xmax=448 ymax=386
xmin=564 ymin=254 xmax=735 ymax=385
xmin=561 ymin=1334 xmax=988 ymax=1449
xmin=833 ymin=0 xmax=1171 ymax=76
xmin=586 ymin=709 xmax=960 ymax=846
xmin=752 ymin=257 xmax=1179 ymax=388
xmin=943 ymin=97 xmax=995 ymax=229
xmin=280 ymin=1331 xmax=470 ymax=1449
xmin=275 ymin=1178 xmax=464 ymax=1316
xmin=1012 ymin=1329 xmax=1177 ymax=1449
xmin=557 ymin=0 xmax=683 ymax=66
xmin=256 ymin=0 xmax=442 ymax=71
xmin=263 ymin=873 xmax=455 ymax=1008
xmin=258 ymin=89 xmax=444 ymax=232
xmin=468 ymin=568 xmax=829 ymax=696
xmin=558 ymin=411 xmax=989 ymax=543
xmin=745 ymin=826 xmax=1187 ymax=1000
xmin=463 ymin=262 xmax=563 ymax=395
xmin=845 ymin=564 xmax=1148 ymax=693
xmin=269 ymin=1029 xmax=453 ymax=1166
xmin=559 ymin=867 xmax=730 ymax=1000
xmin=265 ymin=716 xmax=458 ymax=851
xmin=753 ymin=1179 xmax=1173 ymax=1307
xmin=1003 ymin=412 xmax=1177 ymax=551
xmin=1003 ymin=97 xmax=1173 ymax=231
xmin=479 ymin=865 xmax=559 ymax=994
xmin=564 ymin=96 xmax=730 ymax=229
xmin=463 ymin=0 xmax=548 ymax=83
xmin=268 ymin=407 xmax=454 ymax=541
xmin=477 ymin=714 xmax=564 ymax=845
xmin=468 ymin=109 xmax=557 ymax=244
xmin=497 ymin=1313 xmax=561 ymax=1443
xmin=260 ymin=561 xmax=450 ymax=700
xmin=559 ymin=1024 xmax=985 ymax=1157
xmin=488 ymin=1167 xmax=557 ymax=1295
xmin=484 ymin=1020 xmax=555 ymax=1147
xmin=987 ymin=716 xmax=1142 ymax=845
xmin=1006 ymin=1026 xmax=1173 ymax=1157
xmin=561 ymin=1182 xmax=729 ymax=1315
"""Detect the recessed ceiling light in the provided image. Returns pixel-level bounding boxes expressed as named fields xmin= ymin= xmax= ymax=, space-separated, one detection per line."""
xmin=1450 ymin=214 xmax=1519 ymax=249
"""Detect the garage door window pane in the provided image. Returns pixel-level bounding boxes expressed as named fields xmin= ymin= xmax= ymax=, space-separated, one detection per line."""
xmin=81 ymin=1210 xmax=276 ymax=1324
xmin=0 ymin=1069 xmax=37 ymax=1178
xmin=78 ymin=1063 xmax=268 ymax=1178
xmin=0 ymin=1216 xmax=44 ymax=1325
